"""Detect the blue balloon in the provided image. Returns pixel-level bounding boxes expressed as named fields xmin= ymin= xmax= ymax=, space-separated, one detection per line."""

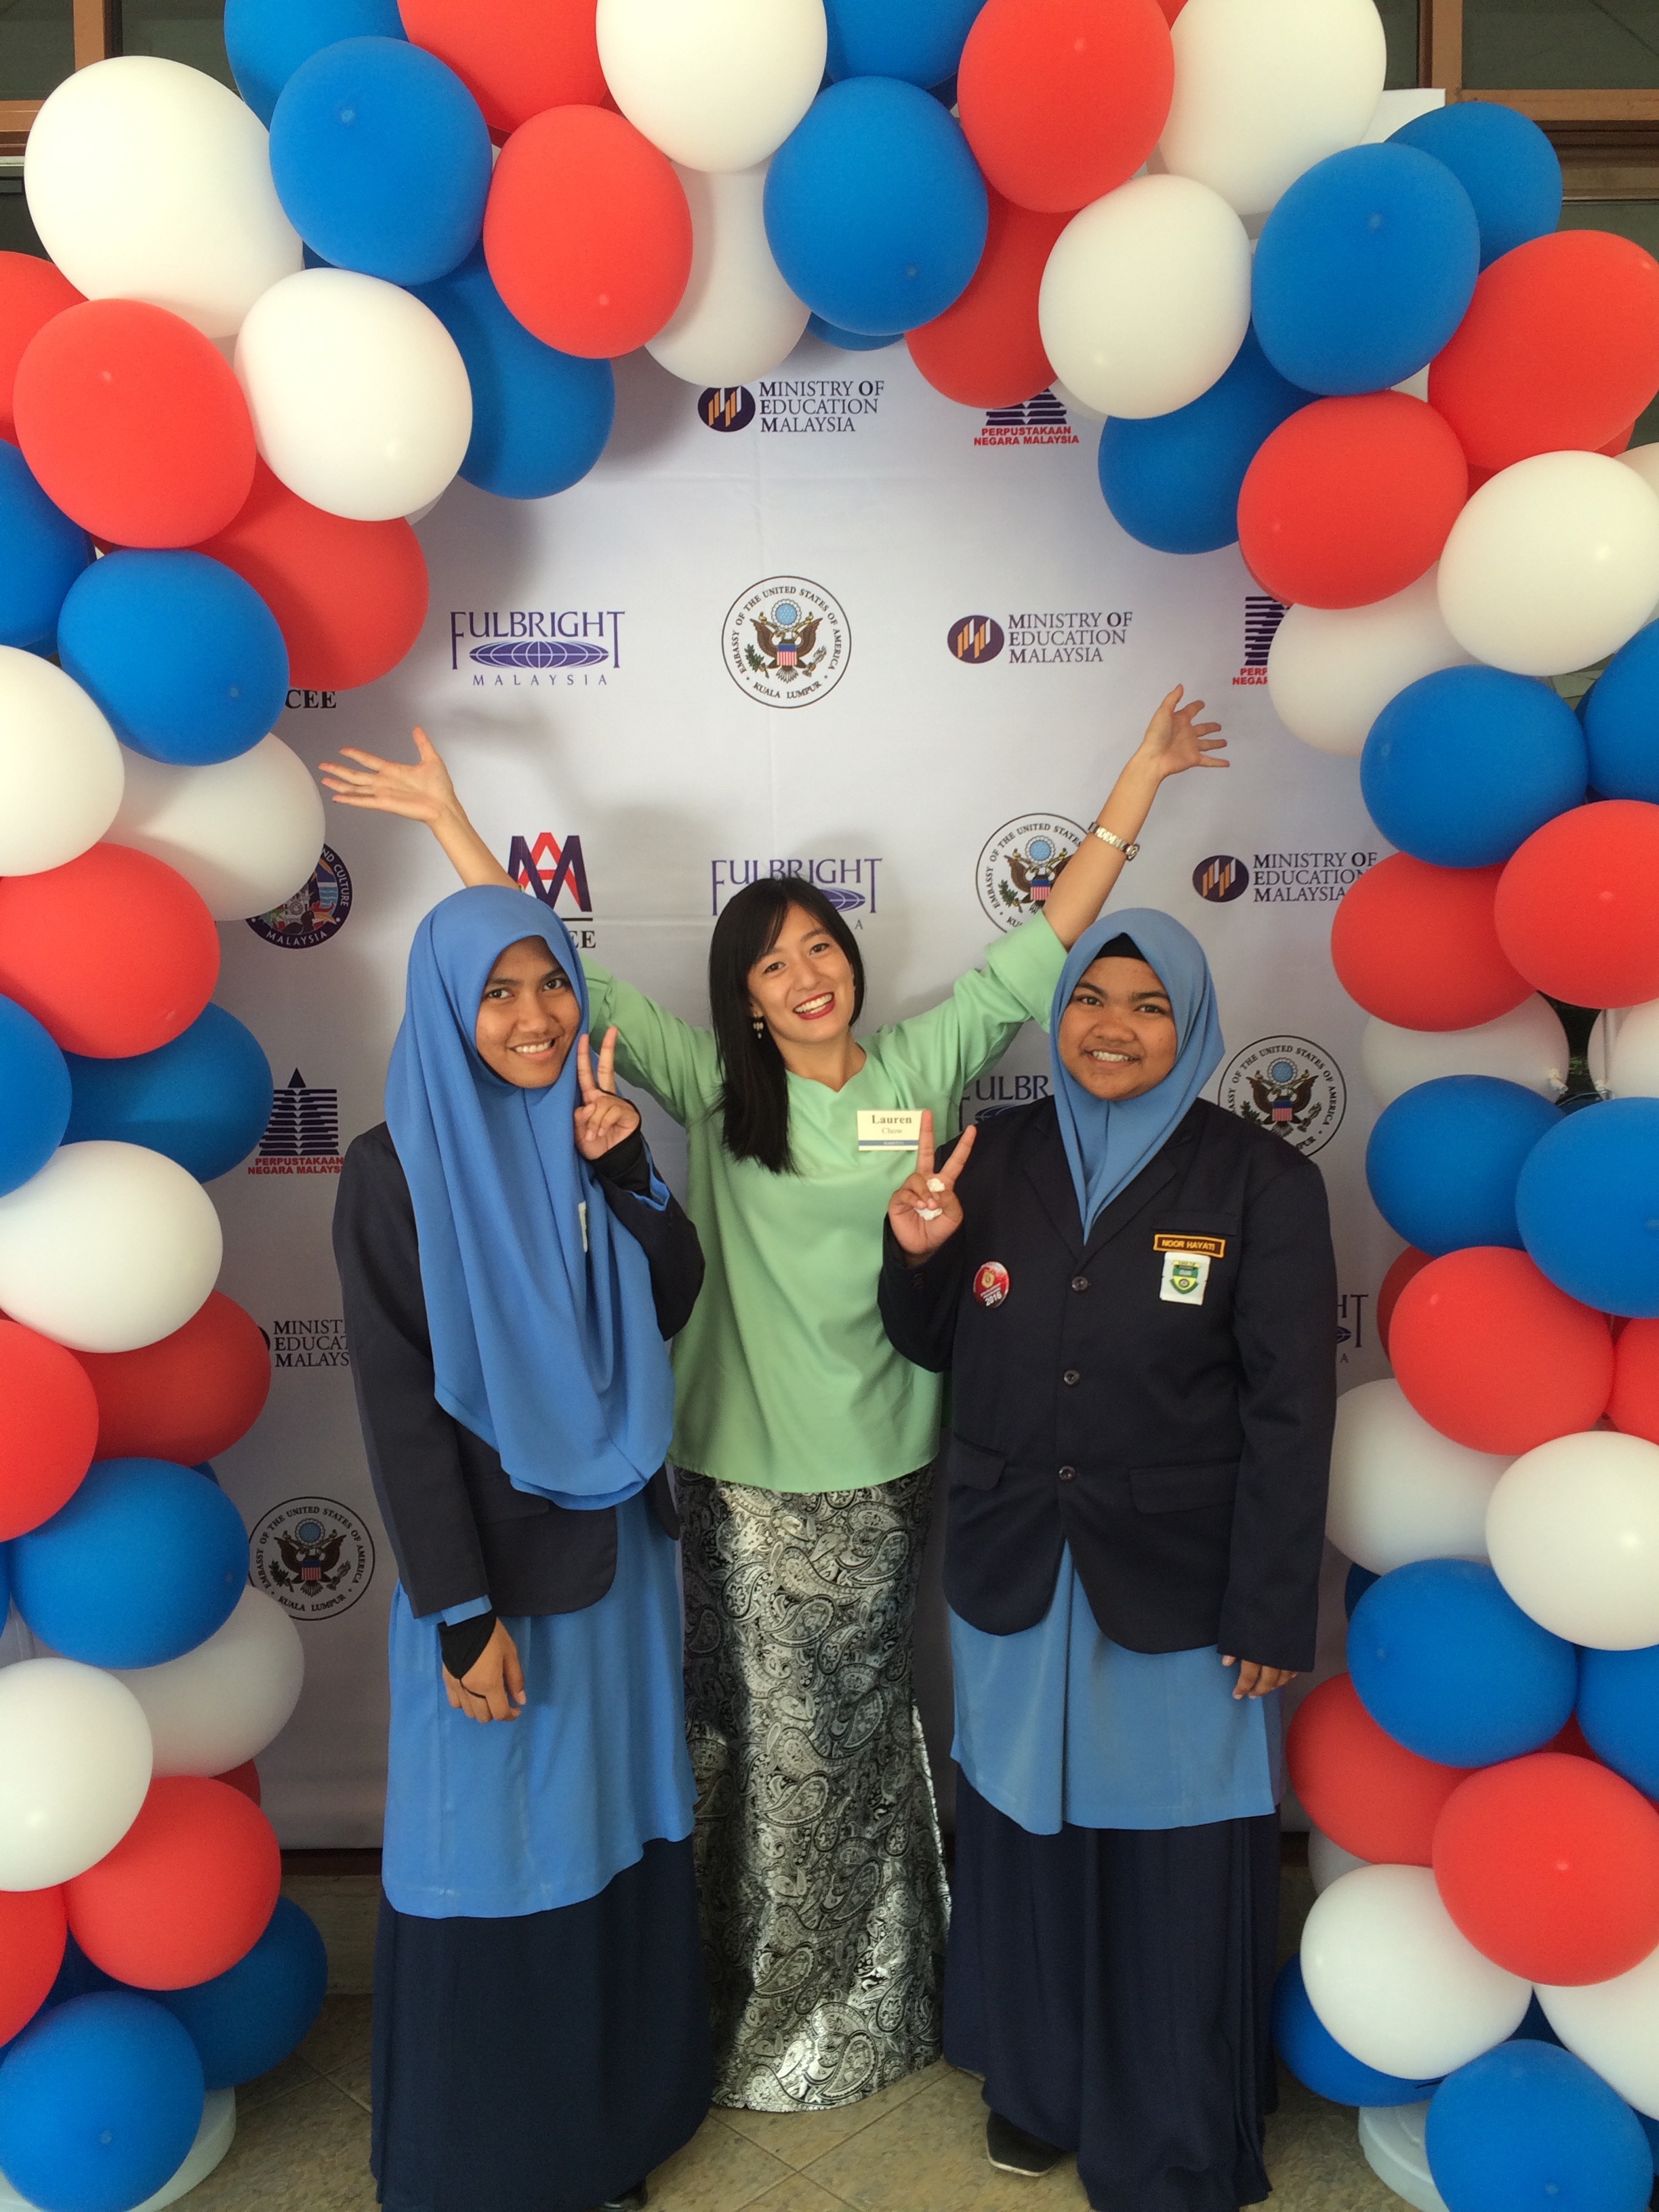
xmin=1639 ymin=2110 xmax=1659 ymax=2177
xmin=270 ymin=37 xmax=491 ymax=287
xmin=1426 ymin=2042 xmax=1651 ymax=2212
xmin=1578 ymin=1644 xmax=1659 ymax=1797
xmin=1361 ymin=668 xmax=1588 ymax=868
xmin=1367 ymin=1076 xmax=1560 ymax=1257
xmin=158 ymin=1900 xmax=327 ymax=2091
xmin=805 ymin=313 xmax=902 ymax=350
xmin=1389 ymin=101 xmax=1563 ymax=270
xmin=410 ymin=249 xmax=615 ymax=501
xmin=1348 ymin=1560 xmax=1578 ymax=1767
xmin=0 ymin=441 xmax=89 ymax=653
xmin=0 ymin=1542 xmax=9 ymax=1631
xmin=1273 ymin=1957 xmax=1441 ymax=2107
xmin=1253 ymin=144 xmax=1480 ymax=396
xmin=1579 ymin=621 xmax=1659 ymax=804
xmin=1518 ymin=1100 xmax=1659 ymax=1317
xmin=766 ymin=80 xmax=988 ymax=336
xmin=0 ymin=1994 xmax=204 ymax=2212
xmin=825 ymin=0 xmax=985 ymax=85
xmin=0 ymin=996 xmax=70 ymax=1198
xmin=56 ymin=552 xmax=288 ymax=768
xmin=64 ymin=1006 xmax=273 ymax=1185
xmin=11 ymin=1460 xmax=247 ymax=1669
xmin=1099 ymin=327 xmax=1311 ymax=554
xmin=1345 ymin=1562 xmax=1380 ymax=1619
xmin=224 ymin=0 xmax=405 ymax=126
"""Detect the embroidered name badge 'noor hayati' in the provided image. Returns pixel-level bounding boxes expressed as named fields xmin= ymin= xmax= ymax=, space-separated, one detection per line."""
xmin=1153 ymin=1233 xmax=1227 ymax=1258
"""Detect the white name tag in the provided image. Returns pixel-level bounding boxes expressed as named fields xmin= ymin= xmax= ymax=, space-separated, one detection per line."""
xmin=857 ymin=1109 xmax=925 ymax=1152
xmin=1160 ymin=1250 xmax=1210 ymax=1304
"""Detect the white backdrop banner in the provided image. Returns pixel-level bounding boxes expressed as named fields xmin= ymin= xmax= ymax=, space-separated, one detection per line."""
xmin=208 ymin=335 xmax=1397 ymax=1845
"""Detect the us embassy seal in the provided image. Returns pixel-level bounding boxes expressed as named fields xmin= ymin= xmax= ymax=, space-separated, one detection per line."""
xmin=723 ymin=577 xmax=849 ymax=709
xmin=977 ymin=815 xmax=1088 ymax=931
xmin=1219 ymin=1037 xmax=1346 ymax=1158
xmin=249 ymin=1496 xmax=375 ymax=1620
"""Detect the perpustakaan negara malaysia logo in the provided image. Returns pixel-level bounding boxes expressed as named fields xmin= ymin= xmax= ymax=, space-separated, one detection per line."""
xmin=975 ymin=390 xmax=1079 ymax=448
xmin=451 ymin=609 xmax=623 ymax=683
xmin=1235 ymin=594 xmax=1288 ymax=686
xmin=506 ymin=832 xmax=597 ymax=950
xmin=1218 ymin=1038 xmax=1346 ymax=1158
xmin=712 ymin=856 xmax=882 ymax=916
xmin=250 ymin=1497 xmax=375 ymax=1620
xmin=752 ymin=376 xmax=884 ymax=433
xmin=249 ymin=1070 xmax=343 ymax=1175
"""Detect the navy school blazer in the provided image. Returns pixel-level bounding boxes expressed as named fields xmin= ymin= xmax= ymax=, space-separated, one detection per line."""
xmin=878 ymin=1096 xmax=1336 ymax=1674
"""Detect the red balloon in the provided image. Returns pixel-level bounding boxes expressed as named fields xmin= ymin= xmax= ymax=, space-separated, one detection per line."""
xmin=13 ymin=300 xmax=254 ymax=549
xmin=1390 ymin=1248 xmax=1613 ymax=1454
xmin=1434 ymin=1753 xmax=1659 ymax=1984
xmin=483 ymin=106 xmax=692 ymax=359
xmin=907 ymin=192 xmax=1067 ymax=409
xmin=1495 ymin=801 xmax=1659 ymax=1009
xmin=957 ymin=0 xmax=1174 ymax=215
xmin=400 ymin=0 xmax=603 ymax=135
xmin=195 ymin=460 xmax=428 ymax=693
xmin=1430 ymin=232 xmax=1659 ymax=475
xmin=213 ymin=1762 xmax=262 ymax=1806
xmin=1377 ymin=1247 xmax=1433 ymax=1359
xmin=1331 ymin=855 xmax=1532 ymax=1031
xmin=0 ymin=1888 xmax=66 ymax=2045
xmin=1603 ymin=421 xmax=1636 ymax=457
xmin=0 ymin=846 xmax=219 ymax=1059
xmin=66 ymin=1778 xmax=281 ymax=1991
xmin=0 ymin=253 xmax=81 ymax=445
xmin=1237 ymin=393 xmax=1468 ymax=609
xmin=1609 ymin=1316 xmax=1659 ymax=1445
xmin=70 ymin=1292 xmax=271 ymax=1465
xmin=0 ymin=1317 xmax=98 ymax=1541
xmin=1547 ymin=1713 xmax=1600 ymax=1763
xmin=1286 ymin=1673 xmax=1473 ymax=1865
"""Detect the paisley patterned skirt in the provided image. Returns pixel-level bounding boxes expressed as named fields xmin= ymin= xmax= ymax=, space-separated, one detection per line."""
xmin=680 ymin=1465 xmax=949 ymax=2112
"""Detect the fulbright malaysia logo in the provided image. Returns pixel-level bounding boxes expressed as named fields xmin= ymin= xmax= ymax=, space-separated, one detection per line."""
xmin=1219 ymin=1037 xmax=1346 ymax=1158
xmin=451 ymin=609 xmax=623 ymax=682
xmin=711 ymin=857 xmax=882 ymax=916
xmin=250 ymin=1497 xmax=375 ymax=1622
xmin=977 ymin=815 xmax=1088 ymax=931
xmin=975 ymin=390 xmax=1079 ymax=449
xmin=723 ymin=577 xmax=851 ymax=708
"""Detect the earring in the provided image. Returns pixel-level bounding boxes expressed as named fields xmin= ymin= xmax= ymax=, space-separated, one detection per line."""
xmin=752 ymin=1017 xmax=765 ymax=1038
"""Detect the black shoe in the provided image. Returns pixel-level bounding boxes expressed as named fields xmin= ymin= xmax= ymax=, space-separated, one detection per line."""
xmin=986 ymin=2112 xmax=1064 ymax=2177
xmin=592 ymin=2186 xmax=647 ymax=2211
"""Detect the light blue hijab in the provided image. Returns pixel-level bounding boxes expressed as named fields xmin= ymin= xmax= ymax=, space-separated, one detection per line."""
xmin=1050 ymin=909 xmax=1225 ymax=1236
xmin=385 ymin=886 xmax=673 ymax=1511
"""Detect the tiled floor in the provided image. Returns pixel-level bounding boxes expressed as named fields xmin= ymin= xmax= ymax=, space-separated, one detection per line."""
xmin=203 ymin=1868 xmax=1401 ymax=2212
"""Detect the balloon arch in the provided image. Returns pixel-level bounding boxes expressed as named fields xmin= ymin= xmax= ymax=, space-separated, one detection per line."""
xmin=4 ymin=1 xmax=1659 ymax=2207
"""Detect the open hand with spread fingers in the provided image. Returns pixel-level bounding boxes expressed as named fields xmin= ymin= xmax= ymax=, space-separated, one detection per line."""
xmin=318 ymin=724 xmax=459 ymax=823
xmin=887 ymin=1111 xmax=977 ymax=1263
xmin=573 ymin=1027 xmax=642 ymax=1161
xmin=1134 ymin=684 xmax=1227 ymax=780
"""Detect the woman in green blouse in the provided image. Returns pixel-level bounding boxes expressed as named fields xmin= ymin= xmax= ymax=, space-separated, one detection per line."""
xmin=321 ymin=690 xmax=1223 ymax=2114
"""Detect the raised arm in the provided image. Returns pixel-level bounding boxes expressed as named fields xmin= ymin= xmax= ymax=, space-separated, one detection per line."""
xmin=1039 ymin=686 xmax=1225 ymax=950
xmin=319 ymin=726 xmax=517 ymax=889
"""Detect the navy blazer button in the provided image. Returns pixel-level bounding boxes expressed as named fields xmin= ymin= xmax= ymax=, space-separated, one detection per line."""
xmin=1058 ymin=1465 xmax=1076 ymax=1481
xmin=1063 ymin=1368 xmax=1080 ymax=1386
xmin=1071 ymin=1275 xmax=1089 ymax=1292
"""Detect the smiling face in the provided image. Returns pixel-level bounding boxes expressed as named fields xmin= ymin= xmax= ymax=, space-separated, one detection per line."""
xmin=473 ymin=936 xmax=581 ymax=1088
xmin=746 ymin=901 xmax=858 ymax=1048
xmin=1056 ymin=956 xmax=1180 ymax=1101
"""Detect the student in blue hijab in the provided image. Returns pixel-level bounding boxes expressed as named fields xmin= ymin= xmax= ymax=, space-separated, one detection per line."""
xmin=879 ymin=912 xmax=1337 ymax=2212
xmin=333 ymin=886 xmax=711 ymax=2212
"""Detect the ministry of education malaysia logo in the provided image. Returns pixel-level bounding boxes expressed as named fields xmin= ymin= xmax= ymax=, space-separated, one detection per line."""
xmin=722 ymin=577 xmax=850 ymax=709
xmin=1219 ymin=1037 xmax=1346 ymax=1157
xmin=977 ymin=815 xmax=1088 ymax=931
xmin=249 ymin=1496 xmax=375 ymax=1620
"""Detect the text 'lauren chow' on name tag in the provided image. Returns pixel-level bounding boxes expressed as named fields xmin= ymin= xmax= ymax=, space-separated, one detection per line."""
xmin=857 ymin=1110 xmax=926 ymax=1152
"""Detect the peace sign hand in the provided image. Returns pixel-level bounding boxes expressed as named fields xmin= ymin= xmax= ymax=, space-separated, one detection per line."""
xmin=887 ymin=1112 xmax=977 ymax=1263
xmin=573 ymin=1027 xmax=642 ymax=1161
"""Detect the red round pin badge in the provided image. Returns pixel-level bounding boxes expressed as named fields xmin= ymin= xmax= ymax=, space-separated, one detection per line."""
xmin=973 ymin=1262 xmax=1010 ymax=1309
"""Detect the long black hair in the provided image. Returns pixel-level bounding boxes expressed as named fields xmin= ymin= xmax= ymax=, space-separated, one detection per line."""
xmin=710 ymin=878 xmax=867 ymax=1173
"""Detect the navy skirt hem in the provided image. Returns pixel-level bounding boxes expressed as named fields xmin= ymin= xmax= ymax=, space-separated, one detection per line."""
xmin=372 ymin=1834 xmax=712 ymax=2212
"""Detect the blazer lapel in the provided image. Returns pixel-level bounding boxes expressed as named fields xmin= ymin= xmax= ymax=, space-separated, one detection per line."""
xmin=1021 ymin=1106 xmax=1086 ymax=1259
xmin=1078 ymin=1109 xmax=1204 ymax=1268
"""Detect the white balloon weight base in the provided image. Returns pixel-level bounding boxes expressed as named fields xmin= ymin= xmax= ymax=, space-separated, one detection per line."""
xmin=0 ymin=2088 xmax=235 ymax=2212
xmin=1359 ymin=2102 xmax=1448 ymax=2212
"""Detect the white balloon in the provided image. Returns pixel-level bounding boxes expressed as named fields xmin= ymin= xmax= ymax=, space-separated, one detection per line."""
xmin=646 ymin=163 xmax=808 ymax=388
xmin=1619 ymin=443 xmax=1659 ymax=501
xmin=1328 ymin=1379 xmax=1510 ymax=1575
xmin=1301 ymin=1864 xmax=1531 ymax=2080
xmin=0 ymin=1141 xmax=222 ymax=1354
xmin=0 ymin=649 xmax=125 ymax=875
xmin=1267 ymin=571 xmax=1475 ymax=758
xmin=1038 ymin=176 xmax=1250 ymax=419
xmin=1050 ymin=379 xmax=1107 ymax=425
xmin=1437 ymin=453 xmax=1659 ymax=678
xmin=1487 ymin=1430 xmax=1659 ymax=1649
xmin=597 ymin=0 xmax=825 ymax=173
xmin=1158 ymin=0 xmax=1387 ymax=218
xmin=110 ymin=1587 xmax=303 ymax=1778
xmin=1538 ymin=1942 xmax=1659 ymax=2118
xmin=0 ymin=1657 xmax=152 ymax=1889
xmin=1309 ymin=1827 xmax=1371 ymax=1896
xmin=106 ymin=739 xmax=325 ymax=922
xmin=1610 ymin=999 xmax=1659 ymax=1099
xmin=1361 ymin=1001 xmax=1582 ymax=1107
xmin=24 ymin=56 xmax=300 ymax=340
xmin=236 ymin=270 xmax=472 ymax=524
